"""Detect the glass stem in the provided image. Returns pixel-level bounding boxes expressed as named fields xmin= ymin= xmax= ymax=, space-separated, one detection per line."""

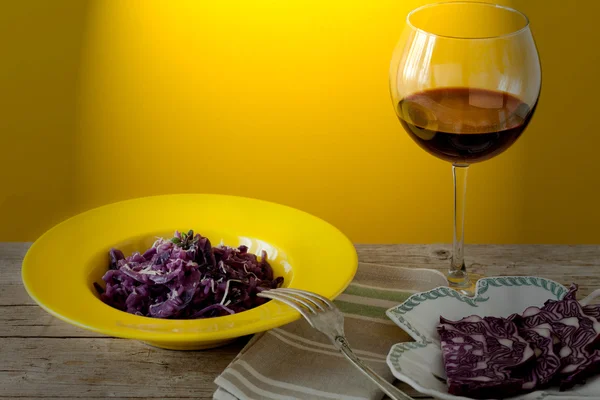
xmin=449 ymin=163 xmax=469 ymax=286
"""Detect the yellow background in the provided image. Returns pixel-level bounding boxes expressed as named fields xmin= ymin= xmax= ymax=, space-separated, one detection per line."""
xmin=1 ymin=0 xmax=599 ymax=244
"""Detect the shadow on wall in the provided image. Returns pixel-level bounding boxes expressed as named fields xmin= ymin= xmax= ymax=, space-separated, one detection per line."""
xmin=0 ymin=0 xmax=91 ymax=241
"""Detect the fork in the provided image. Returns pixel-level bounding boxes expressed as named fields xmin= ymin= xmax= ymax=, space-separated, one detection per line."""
xmin=257 ymin=288 xmax=414 ymax=400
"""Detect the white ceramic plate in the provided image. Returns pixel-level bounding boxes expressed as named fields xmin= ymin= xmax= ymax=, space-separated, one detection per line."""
xmin=385 ymin=276 xmax=600 ymax=400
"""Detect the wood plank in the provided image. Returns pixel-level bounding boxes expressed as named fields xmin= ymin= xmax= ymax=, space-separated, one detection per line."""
xmin=0 ymin=242 xmax=30 ymax=284
xmin=0 ymin=306 xmax=105 ymax=337
xmin=0 ymin=243 xmax=33 ymax=306
xmin=356 ymin=244 xmax=600 ymax=297
xmin=0 ymin=242 xmax=31 ymax=259
xmin=0 ymin=337 xmax=245 ymax=399
xmin=0 ymin=284 xmax=35 ymax=306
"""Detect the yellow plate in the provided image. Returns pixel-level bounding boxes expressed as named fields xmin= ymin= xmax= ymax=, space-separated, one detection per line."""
xmin=22 ymin=194 xmax=357 ymax=350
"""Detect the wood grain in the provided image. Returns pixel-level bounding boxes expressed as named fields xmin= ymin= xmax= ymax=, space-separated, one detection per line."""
xmin=0 ymin=306 xmax=106 ymax=337
xmin=0 ymin=337 xmax=243 ymax=399
xmin=2 ymin=242 xmax=599 ymax=399
xmin=356 ymin=244 xmax=600 ymax=297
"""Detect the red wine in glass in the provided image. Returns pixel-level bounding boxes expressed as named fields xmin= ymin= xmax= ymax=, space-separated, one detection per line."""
xmin=396 ymin=87 xmax=536 ymax=165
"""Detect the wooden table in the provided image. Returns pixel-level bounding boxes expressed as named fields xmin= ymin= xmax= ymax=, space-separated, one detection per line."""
xmin=2 ymin=243 xmax=599 ymax=400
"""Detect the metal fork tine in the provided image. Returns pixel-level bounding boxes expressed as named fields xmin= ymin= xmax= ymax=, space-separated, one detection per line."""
xmin=257 ymin=292 xmax=315 ymax=328
xmin=266 ymin=291 xmax=318 ymax=313
xmin=274 ymin=289 xmax=327 ymax=311
xmin=276 ymin=288 xmax=334 ymax=310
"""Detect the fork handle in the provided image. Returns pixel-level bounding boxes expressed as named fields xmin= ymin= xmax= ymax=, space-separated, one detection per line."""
xmin=335 ymin=336 xmax=414 ymax=400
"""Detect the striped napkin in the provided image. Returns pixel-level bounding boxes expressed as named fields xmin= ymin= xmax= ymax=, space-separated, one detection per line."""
xmin=213 ymin=263 xmax=448 ymax=400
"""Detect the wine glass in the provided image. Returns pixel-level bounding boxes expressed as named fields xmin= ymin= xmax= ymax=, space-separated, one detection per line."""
xmin=389 ymin=2 xmax=541 ymax=293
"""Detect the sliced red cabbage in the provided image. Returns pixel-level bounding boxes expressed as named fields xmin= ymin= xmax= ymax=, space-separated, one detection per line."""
xmin=96 ymin=230 xmax=283 ymax=319
xmin=583 ymin=304 xmax=600 ymax=321
xmin=437 ymin=315 xmax=535 ymax=399
xmin=508 ymin=313 xmax=561 ymax=390
xmin=515 ymin=287 xmax=600 ymax=389
xmin=536 ymin=284 xmax=600 ymax=389
xmin=439 ymin=283 xmax=600 ymax=398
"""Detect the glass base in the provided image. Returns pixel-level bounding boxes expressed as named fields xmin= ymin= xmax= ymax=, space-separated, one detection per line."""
xmin=448 ymin=273 xmax=484 ymax=296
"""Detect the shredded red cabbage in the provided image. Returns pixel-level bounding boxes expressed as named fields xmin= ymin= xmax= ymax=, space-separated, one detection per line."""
xmin=94 ymin=230 xmax=283 ymax=319
xmin=439 ymin=283 xmax=600 ymax=398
